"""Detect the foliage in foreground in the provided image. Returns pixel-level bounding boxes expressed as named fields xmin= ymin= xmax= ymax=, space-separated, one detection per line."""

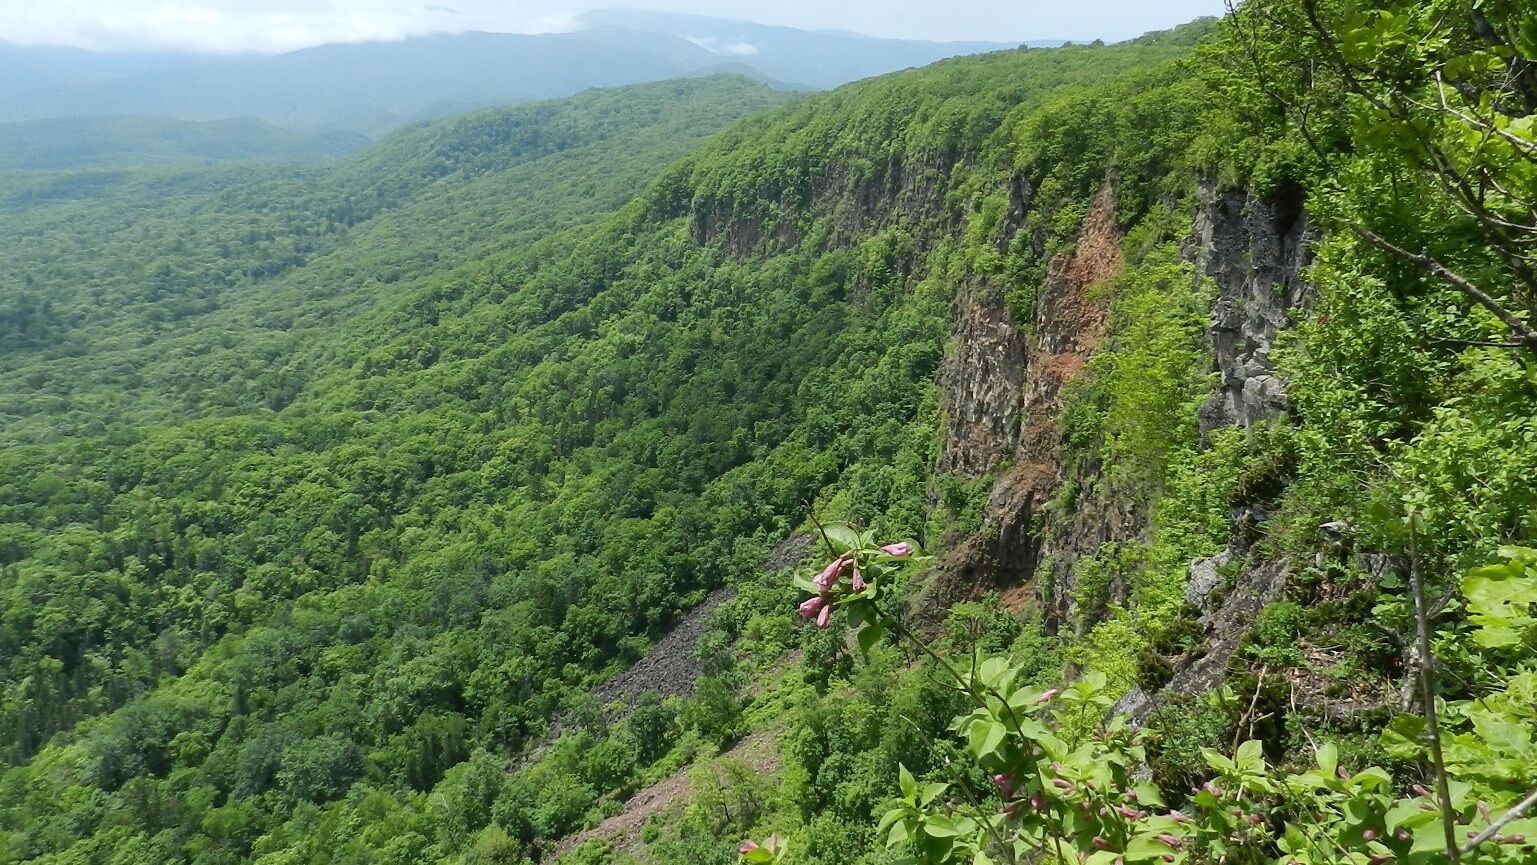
xmin=739 ymin=540 xmax=1536 ymax=865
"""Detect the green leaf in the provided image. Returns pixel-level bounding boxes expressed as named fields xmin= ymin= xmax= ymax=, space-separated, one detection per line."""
xmin=968 ymin=718 xmax=1007 ymax=759
xmin=899 ymin=764 xmax=917 ymax=803
xmin=919 ymin=782 xmax=948 ymax=807
xmin=1236 ymin=739 xmax=1265 ymax=771
xmin=856 ymin=620 xmax=885 ymax=654
xmin=1381 ymin=714 xmax=1428 ymax=761
xmin=822 ymin=523 xmax=861 ymax=554
xmin=922 ymin=814 xmax=964 ymax=838
xmin=1203 ymin=748 xmax=1234 ymax=774
xmin=1314 ymin=742 xmax=1338 ymax=777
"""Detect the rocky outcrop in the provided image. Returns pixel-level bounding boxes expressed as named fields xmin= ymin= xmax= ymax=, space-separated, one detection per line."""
xmin=1184 ymin=179 xmax=1314 ymax=438
xmin=936 ymin=284 xmax=1025 ymax=476
xmin=1114 ymin=557 xmax=1288 ymax=723
xmin=922 ymin=174 xmax=1123 ymax=622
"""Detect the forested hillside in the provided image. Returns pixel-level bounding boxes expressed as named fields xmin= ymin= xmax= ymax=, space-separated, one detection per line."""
xmin=3 ymin=3 xmax=1535 ymax=865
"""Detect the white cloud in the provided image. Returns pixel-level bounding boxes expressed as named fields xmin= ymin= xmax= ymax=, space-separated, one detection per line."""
xmin=681 ymin=34 xmax=758 ymax=56
xmin=0 ymin=0 xmax=565 ymax=53
xmin=0 ymin=0 xmax=1232 ymax=53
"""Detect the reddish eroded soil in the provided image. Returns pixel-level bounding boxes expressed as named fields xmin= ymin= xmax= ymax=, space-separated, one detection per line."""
xmin=921 ymin=174 xmax=1125 ymax=624
xmin=553 ymin=729 xmax=782 ymax=860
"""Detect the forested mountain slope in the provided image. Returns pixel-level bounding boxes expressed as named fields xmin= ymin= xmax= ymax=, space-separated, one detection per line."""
xmin=3 ymin=4 xmax=1536 ymax=865
xmin=0 ymin=117 xmax=370 ymax=171
xmin=0 ymin=75 xmax=793 ymax=446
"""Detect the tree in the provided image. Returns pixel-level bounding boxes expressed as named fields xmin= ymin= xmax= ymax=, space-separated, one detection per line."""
xmin=1218 ymin=0 xmax=1537 ymax=352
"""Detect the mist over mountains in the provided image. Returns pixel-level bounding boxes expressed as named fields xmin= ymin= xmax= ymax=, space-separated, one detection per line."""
xmin=0 ymin=8 xmax=1058 ymax=144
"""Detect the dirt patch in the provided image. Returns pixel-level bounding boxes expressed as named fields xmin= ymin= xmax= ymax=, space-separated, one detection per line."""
xmin=553 ymin=729 xmax=782 ymax=860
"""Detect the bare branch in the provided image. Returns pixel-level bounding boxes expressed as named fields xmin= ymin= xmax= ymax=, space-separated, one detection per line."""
xmin=1460 ymin=787 xmax=1537 ymax=855
xmin=1350 ymin=223 xmax=1537 ymax=350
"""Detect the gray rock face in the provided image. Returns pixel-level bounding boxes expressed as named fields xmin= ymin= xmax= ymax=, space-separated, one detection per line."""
xmin=936 ymin=284 xmax=1026 ymax=476
xmin=1185 ymin=550 xmax=1232 ymax=616
xmin=1184 ymin=179 xmax=1314 ymax=439
xmin=1124 ymin=557 xmax=1289 ymax=723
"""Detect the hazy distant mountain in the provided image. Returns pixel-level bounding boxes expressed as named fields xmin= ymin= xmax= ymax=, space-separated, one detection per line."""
xmin=0 ymin=11 xmax=1057 ymax=136
xmin=578 ymin=8 xmax=1061 ymax=88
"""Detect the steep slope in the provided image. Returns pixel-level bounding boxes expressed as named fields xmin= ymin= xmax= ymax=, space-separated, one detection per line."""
xmin=0 ymin=37 xmax=1199 ymax=865
xmin=4 ymin=8 xmax=1532 ymax=865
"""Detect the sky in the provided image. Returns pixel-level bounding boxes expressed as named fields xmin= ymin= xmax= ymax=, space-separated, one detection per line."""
xmin=0 ymin=0 xmax=1229 ymax=54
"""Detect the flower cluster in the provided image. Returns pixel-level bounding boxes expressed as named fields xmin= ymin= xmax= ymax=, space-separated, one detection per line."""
xmin=794 ymin=527 xmax=915 ymax=631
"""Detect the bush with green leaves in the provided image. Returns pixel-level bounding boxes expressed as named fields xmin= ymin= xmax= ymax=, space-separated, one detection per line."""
xmin=739 ymin=540 xmax=1537 ymax=865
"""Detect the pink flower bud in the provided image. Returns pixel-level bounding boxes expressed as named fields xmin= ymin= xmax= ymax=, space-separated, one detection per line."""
xmin=879 ymin=542 xmax=913 ymax=557
xmin=1249 ymin=813 xmax=1265 ymax=825
xmin=1169 ymin=811 xmax=1193 ymax=825
xmin=1155 ymin=834 xmax=1183 ymax=850
xmin=813 ymin=555 xmax=849 ymax=592
xmin=1505 ymin=834 xmax=1527 ymax=845
xmin=1362 ymin=829 xmax=1377 ymax=841
xmin=1053 ymin=778 xmax=1074 ymax=791
xmin=1162 ymin=856 xmax=1175 ymax=863
xmin=1203 ymin=781 xmax=1223 ymax=797
xmin=1036 ymin=689 xmax=1061 ymax=704
xmin=850 ymin=564 xmax=866 ymax=592
xmin=816 ymin=603 xmax=833 ymax=629
xmin=1030 ymin=792 xmax=1045 ymax=810
xmin=1337 ymin=766 xmax=1349 ymax=780
xmin=1396 ymin=830 xmax=1410 ymax=841
xmin=992 ymin=774 xmax=1013 ymax=797
xmin=1117 ymin=805 xmax=1141 ymax=820
xmin=1092 ymin=837 xmax=1110 ymax=849
xmin=797 ymin=595 xmax=828 ymax=619
xmin=1411 ymin=784 xmax=1430 ymax=797
xmin=739 ymin=840 xmax=759 ymax=854
xmin=1479 ymin=801 xmax=1491 ymax=822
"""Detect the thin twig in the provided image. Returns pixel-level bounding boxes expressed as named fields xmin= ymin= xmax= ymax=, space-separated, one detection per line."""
xmin=1351 ymin=224 xmax=1537 ymax=353
xmin=1408 ymin=516 xmax=1460 ymax=863
xmin=1460 ymin=787 xmax=1537 ymax=854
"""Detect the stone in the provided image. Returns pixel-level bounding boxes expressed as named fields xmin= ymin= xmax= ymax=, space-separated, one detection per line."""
xmin=1186 ymin=549 xmax=1232 ymax=614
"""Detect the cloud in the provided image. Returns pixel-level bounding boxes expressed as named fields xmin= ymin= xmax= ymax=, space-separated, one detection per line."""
xmin=0 ymin=0 xmax=570 ymax=53
xmin=682 ymin=35 xmax=759 ymax=56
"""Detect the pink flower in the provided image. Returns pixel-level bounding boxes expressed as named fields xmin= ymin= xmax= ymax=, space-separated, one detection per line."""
xmin=1036 ymin=689 xmax=1060 ymax=704
xmin=850 ymin=564 xmax=866 ymax=592
xmin=1362 ymin=829 xmax=1376 ymax=841
xmin=798 ymin=595 xmax=828 ymax=619
xmin=738 ymin=840 xmax=759 ymax=855
xmin=813 ymin=554 xmax=850 ymax=592
xmin=1155 ymin=834 xmax=1183 ymax=850
xmin=1169 ymin=811 xmax=1193 ymax=825
xmin=879 ymin=542 xmax=913 ymax=557
xmin=1030 ymin=792 xmax=1045 ymax=811
xmin=1203 ymin=781 xmax=1223 ymax=797
xmin=992 ymin=773 xmax=1013 ymax=797
xmin=816 ymin=603 xmax=833 ymax=630
xmin=1092 ymin=837 xmax=1109 ymax=849
xmin=1117 ymin=804 xmax=1141 ymax=820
